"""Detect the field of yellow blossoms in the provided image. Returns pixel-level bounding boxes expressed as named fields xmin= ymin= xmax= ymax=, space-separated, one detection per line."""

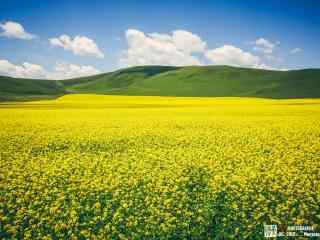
xmin=0 ymin=94 xmax=320 ymax=239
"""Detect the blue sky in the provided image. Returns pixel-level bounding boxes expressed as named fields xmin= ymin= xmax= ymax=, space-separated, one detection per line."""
xmin=0 ymin=0 xmax=319 ymax=79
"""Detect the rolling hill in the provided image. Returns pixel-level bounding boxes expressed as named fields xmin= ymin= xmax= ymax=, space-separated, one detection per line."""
xmin=0 ymin=75 xmax=65 ymax=101
xmin=1 ymin=65 xmax=320 ymax=101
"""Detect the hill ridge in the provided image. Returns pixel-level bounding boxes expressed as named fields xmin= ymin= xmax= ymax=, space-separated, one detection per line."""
xmin=1 ymin=65 xmax=320 ymax=101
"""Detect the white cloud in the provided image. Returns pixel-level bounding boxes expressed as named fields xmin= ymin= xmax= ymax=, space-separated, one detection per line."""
xmin=120 ymin=29 xmax=206 ymax=67
xmin=0 ymin=59 xmax=46 ymax=78
xmin=0 ymin=21 xmax=35 ymax=40
xmin=171 ymin=30 xmax=206 ymax=53
xmin=0 ymin=27 xmax=286 ymax=78
xmin=252 ymin=38 xmax=278 ymax=55
xmin=120 ymin=29 xmax=282 ymax=70
xmin=205 ymin=45 xmax=261 ymax=68
xmin=0 ymin=59 xmax=100 ymax=79
xmin=49 ymin=35 xmax=104 ymax=58
xmin=254 ymin=63 xmax=281 ymax=71
xmin=290 ymin=48 xmax=303 ymax=54
xmin=46 ymin=62 xmax=100 ymax=79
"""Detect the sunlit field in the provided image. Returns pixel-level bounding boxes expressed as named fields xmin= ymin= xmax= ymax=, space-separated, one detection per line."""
xmin=1 ymin=94 xmax=320 ymax=239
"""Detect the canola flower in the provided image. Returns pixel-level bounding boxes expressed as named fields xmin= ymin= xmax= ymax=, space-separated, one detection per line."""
xmin=0 ymin=94 xmax=320 ymax=239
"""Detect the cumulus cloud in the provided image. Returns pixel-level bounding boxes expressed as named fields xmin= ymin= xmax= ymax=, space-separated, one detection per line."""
xmin=0 ymin=59 xmax=46 ymax=78
xmin=205 ymin=45 xmax=261 ymax=68
xmin=0 ymin=59 xmax=100 ymax=79
xmin=254 ymin=63 xmax=281 ymax=71
xmin=46 ymin=62 xmax=100 ymax=79
xmin=252 ymin=38 xmax=278 ymax=55
xmin=120 ymin=29 xmax=281 ymax=70
xmin=0 ymin=21 xmax=35 ymax=40
xmin=49 ymin=35 xmax=104 ymax=58
xmin=120 ymin=29 xmax=206 ymax=67
xmin=290 ymin=48 xmax=303 ymax=54
xmin=171 ymin=30 xmax=207 ymax=53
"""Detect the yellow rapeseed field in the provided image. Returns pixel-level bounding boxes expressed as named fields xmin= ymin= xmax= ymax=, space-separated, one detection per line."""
xmin=0 ymin=94 xmax=320 ymax=239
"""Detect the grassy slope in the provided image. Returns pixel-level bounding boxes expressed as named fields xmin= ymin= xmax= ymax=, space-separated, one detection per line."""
xmin=64 ymin=66 xmax=320 ymax=98
xmin=63 ymin=66 xmax=179 ymax=93
xmin=0 ymin=75 xmax=65 ymax=101
xmin=136 ymin=66 xmax=320 ymax=98
xmin=1 ymin=65 xmax=320 ymax=100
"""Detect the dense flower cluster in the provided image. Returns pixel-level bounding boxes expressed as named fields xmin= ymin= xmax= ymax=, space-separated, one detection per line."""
xmin=0 ymin=95 xmax=319 ymax=239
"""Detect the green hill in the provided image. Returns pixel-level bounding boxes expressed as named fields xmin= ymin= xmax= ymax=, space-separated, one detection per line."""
xmin=0 ymin=75 xmax=65 ymax=101
xmin=1 ymin=65 xmax=320 ymax=101
xmin=62 ymin=66 xmax=179 ymax=93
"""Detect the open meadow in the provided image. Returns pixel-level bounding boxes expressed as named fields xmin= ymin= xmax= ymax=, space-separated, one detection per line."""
xmin=0 ymin=94 xmax=320 ymax=239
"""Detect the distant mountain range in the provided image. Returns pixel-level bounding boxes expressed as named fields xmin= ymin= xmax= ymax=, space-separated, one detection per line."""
xmin=1 ymin=65 xmax=320 ymax=101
